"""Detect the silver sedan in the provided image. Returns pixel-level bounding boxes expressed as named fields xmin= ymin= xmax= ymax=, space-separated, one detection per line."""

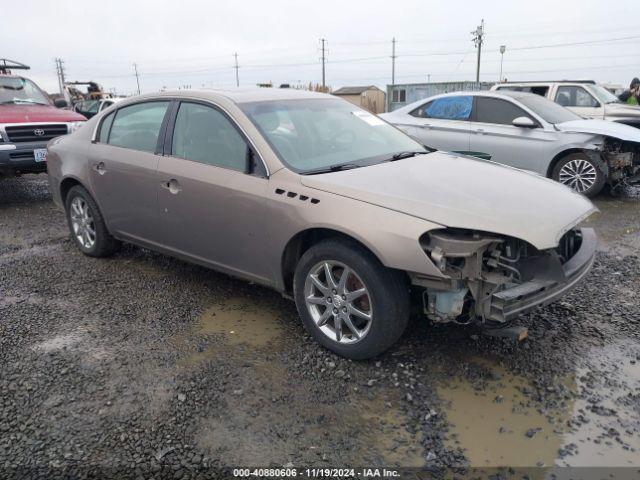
xmin=381 ymin=91 xmax=640 ymax=197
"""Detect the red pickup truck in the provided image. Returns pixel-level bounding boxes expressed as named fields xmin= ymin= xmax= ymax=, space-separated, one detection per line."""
xmin=0 ymin=62 xmax=86 ymax=177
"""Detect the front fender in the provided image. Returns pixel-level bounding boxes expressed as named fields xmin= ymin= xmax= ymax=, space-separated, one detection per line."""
xmin=265 ymin=177 xmax=447 ymax=291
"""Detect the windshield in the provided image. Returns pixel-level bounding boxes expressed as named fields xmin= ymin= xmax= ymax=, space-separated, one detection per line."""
xmin=514 ymin=93 xmax=581 ymax=124
xmin=239 ymin=98 xmax=427 ymax=173
xmin=590 ymin=84 xmax=621 ymax=104
xmin=0 ymin=77 xmax=50 ymax=105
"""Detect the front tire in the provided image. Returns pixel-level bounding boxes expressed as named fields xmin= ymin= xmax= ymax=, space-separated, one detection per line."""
xmin=65 ymin=185 xmax=120 ymax=257
xmin=293 ymin=239 xmax=410 ymax=360
xmin=552 ymin=153 xmax=605 ymax=197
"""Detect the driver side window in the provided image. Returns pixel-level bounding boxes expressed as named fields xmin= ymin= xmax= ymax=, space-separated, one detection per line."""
xmin=473 ymin=97 xmax=535 ymax=126
xmin=555 ymin=86 xmax=599 ymax=108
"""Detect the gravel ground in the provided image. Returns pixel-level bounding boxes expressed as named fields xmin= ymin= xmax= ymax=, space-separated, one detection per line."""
xmin=1 ymin=175 xmax=639 ymax=479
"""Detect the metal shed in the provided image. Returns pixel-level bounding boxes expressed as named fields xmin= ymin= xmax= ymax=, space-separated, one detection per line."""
xmin=387 ymin=81 xmax=495 ymax=111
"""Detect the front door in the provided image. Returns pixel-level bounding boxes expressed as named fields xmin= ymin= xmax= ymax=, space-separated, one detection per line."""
xmin=157 ymin=101 xmax=271 ymax=284
xmin=468 ymin=96 xmax=557 ymax=174
xmin=88 ymin=100 xmax=170 ymax=243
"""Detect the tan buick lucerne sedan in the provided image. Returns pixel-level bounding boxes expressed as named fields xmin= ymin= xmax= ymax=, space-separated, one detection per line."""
xmin=47 ymin=89 xmax=598 ymax=359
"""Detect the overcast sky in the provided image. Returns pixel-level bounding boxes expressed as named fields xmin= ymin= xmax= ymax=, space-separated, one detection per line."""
xmin=3 ymin=0 xmax=639 ymax=96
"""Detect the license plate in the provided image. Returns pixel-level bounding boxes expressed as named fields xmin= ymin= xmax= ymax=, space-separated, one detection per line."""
xmin=34 ymin=148 xmax=47 ymax=162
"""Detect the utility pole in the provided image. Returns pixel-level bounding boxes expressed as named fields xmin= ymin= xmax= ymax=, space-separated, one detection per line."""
xmin=391 ymin=37 xmax=396 ymax=85
xmin=55 ymin=58 xmax=66 ymax=95
xmin=233 ymin=52 xmax=240 ymax=87
xmin=133 ymin=63 xmax=141 ymax=95
xmin=499 ymin=45 xmax=506 ymax=82
xmin=320 ymin=38 xmax=327 ymax=91
xmin=471 ymin=19 xmax=484 ymax=87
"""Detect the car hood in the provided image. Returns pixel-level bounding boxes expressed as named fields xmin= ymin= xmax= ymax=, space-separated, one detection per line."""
xmin=556 ymin=119 xmax=640 ymax=143
xmin=603 ymin=103 xmax=640 ymax=118
xmin=0 ymin=104 xmax=85 ymax=123
xmin=300 ymin=152 xmax=596 ymax=250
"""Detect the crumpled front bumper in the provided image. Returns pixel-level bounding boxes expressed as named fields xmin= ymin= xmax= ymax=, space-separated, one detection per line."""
xmin=487 ymin=228 xmax=597 ymax=322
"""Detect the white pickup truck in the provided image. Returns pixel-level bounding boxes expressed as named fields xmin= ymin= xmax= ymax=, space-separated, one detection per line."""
xmin=491 ymin=80 xmax=640 ymax=129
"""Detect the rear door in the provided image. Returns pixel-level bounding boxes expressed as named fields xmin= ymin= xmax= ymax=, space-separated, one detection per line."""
xmin=88 ymin=100 xmax=171 ymax=243
xmin=554 ymin=85 xmax=605 ymax=119
xmin=156 ymin=100 xmax=271 ymax=283
xmin=469 ymin=96 xmax=556 ymax=173
xmin=401 ymin=96 xmax=472 ymax=153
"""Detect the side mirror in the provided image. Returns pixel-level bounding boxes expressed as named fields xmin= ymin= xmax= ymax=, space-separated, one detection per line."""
xmin=512 ymin=116 xmax=537 ymax=128
xmin=54 ymin=98 xmax=68 ymax=108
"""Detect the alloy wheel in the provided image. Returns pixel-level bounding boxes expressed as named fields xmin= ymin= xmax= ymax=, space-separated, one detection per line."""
xmin=558 ymin=158 xmax=597 ymax=193
xmin=303 ymin=260 xmax=373 ymax=344
xmin=69 ymin=196 xmax=96 ymax=249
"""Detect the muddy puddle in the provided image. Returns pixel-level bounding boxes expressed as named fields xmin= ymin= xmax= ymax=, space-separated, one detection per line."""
xmin=349 ymin=394 xmax=425 ymax=467
xmin=586 ymin=194 xmax=640 ymax=255
xmin=439 ymin=342 xmax=640 ymax=468
xmin=173 ymin=296 xmax=289 ymax=366
xmin=439 ymin=362 xmax=565 ymax=467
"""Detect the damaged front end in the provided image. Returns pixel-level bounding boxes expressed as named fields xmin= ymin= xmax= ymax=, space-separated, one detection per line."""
xmin=410 ymin=227 xmax=597 ymax=325
xmin=601 ymin=138 xmax=640 ymax=188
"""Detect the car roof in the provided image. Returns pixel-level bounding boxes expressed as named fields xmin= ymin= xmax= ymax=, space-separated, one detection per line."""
xmin=423 ymin=90 xmax=537 ymax=100
xmin=123 ymin=88 xmax=330 ymax=105
xmin=496 ymin=80 xmax=596 ymax=85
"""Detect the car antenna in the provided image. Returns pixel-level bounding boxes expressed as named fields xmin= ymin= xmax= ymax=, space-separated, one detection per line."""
xmin=0 ymin=59 xmax=30 ymax=75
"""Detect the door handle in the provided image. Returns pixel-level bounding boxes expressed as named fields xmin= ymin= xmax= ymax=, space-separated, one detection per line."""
xmin=474 ymin=129 xmax=485 ymax=135
xmin=92 ymin=161 xmax=106 ymax=175
xmin=420 ymin=124 xmax=433 ymax=129
xmin=161 ymin=179 xmax=182 ymax=195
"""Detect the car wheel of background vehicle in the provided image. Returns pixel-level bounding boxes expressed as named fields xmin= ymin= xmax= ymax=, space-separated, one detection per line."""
xmin=65 ymin=185 xmax=120 ymax=257
xmin=293 ymin=238 xmax=410 ymax=360
xmin=552 ymin=153 xmax=605 ymax=198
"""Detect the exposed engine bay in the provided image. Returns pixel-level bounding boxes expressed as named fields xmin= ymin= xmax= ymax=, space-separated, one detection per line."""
xmin=411 ymin=228 xmax=588 ymax=326
xmin=601 ymin=138 xmax=640 ymax=188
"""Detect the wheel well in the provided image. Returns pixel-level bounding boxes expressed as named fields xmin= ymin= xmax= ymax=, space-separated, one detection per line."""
xmin=546 ymin=149 xmax=589 ymax=178
xmin=280 ymin=228 xmax=380 ymax=294
xmin=59 ymin=177 xmax=82 ymax=205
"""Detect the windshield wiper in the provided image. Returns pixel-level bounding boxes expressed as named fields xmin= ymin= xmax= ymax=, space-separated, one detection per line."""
xmin=385 ymin=150 xmax=426 ymax=162
xmin=304 ymin=163 xmax=362 ymax=175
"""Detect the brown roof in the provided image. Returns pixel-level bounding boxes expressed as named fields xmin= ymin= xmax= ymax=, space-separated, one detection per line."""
xmin=332 ymin=86 xmax=381 ymax=95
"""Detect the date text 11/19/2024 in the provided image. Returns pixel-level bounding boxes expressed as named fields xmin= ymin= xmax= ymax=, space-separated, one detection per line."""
xmin=233 ymin=468 xmax=401 ymax=477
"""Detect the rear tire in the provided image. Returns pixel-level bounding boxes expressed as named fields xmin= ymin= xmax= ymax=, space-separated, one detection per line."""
xmin=65 ymin=185 xmax=120 ymax=257
xmin=551 ymin=153 xmax=605 ymax=198
xmin=293 ymin=238 xmax=410 ymax=360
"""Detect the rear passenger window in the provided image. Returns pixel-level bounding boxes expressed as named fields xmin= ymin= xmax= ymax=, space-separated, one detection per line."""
xmin=474 ymin=97 xmax=534 ymax=125
xmin=410 ymin=96 xmax=472 ymax=120
xmin=171 ymin=102 xmax=248 ymax=171
xmin=97 ymin=111 xmax=115 ymax=143
xmin=108 ymin=101 xmax=169 ymax=153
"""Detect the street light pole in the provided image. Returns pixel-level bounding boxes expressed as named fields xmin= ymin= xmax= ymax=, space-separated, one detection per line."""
xmin=499 ymin=45 xmax=506 ymax=82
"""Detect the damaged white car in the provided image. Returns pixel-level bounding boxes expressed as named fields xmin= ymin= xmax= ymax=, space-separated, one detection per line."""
xmin=381 ymin=91 xmax=640 ymax=197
